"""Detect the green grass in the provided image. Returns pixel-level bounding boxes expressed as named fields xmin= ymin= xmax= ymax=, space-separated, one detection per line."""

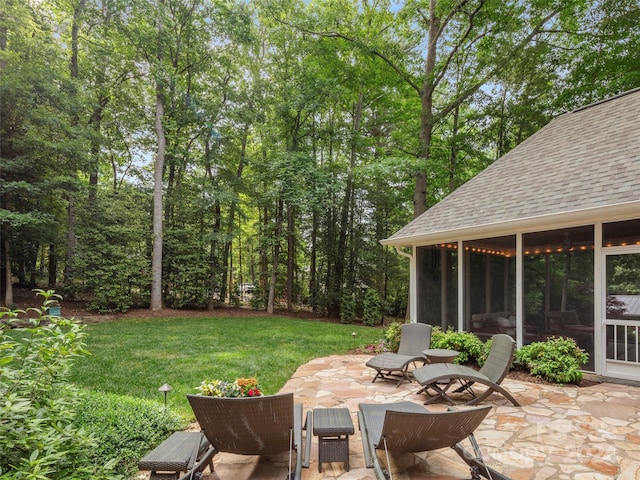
xmin=69 ymin=315 xmax=383 ymax=418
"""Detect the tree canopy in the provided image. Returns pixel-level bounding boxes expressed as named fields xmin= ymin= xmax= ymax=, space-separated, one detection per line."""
xmin=1 ymin=0 xmax=638 ymax=315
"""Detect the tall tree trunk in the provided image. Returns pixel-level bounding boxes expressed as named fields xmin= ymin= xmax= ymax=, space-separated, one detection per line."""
xmin=260 ymin=204 xmax=269 ymax=293
xmin=415 ymin=0 xmax=439 ymax=218
xmin=63 ymin=0 xmax=85 ymax=296
xmin=151 ymin=0 xmax=166 ymax=311
xmin=3 ymin=239 xmax=13 ymax=306
xmin=309 ymin=209 xmax=318 ymax=311
xmin=267 ymin=199 xmax=284 ymax=314
xmin=151 ymin=88 xmax=166 ymax=310
xmin=286 ymin=203 xmax=294 ymax=312
xmin=219 ymin=124 xmax=248 ymax=305
xmin=48 ymin=244 xmax=56 ymax=287
xmin=205 ymin=138 xmax=221 ymax=310
xmin=329 ymin=93 xmax=363 ymax=317
xmin=448 ymin=104 xmax=459 ymax=193
xmin=208 ymin=200 xmax=221 ymax=310
xmin=64 ymin=196 xmax=77 ymax=293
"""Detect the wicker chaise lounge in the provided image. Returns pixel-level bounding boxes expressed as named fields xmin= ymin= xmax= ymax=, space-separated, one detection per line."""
xmin=187 ymin=392 xmax=310 ymax=480
xmin=413 ymin=334 xmax=520 ymax=406
xmin=366 ymin=323 xmax=432 ymax=386
xmin=358 ymin=401 xmax=511 ymax=480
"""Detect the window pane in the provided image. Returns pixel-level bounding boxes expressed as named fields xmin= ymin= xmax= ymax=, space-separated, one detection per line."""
xmin=463 ymin=236 xmax=516 ymax=340
xmin=416 ymin=246 xmax=458 ymax=330
xmin=603 ymin=219 xmax=640 ymax=247
xmin=523 ymin=225 xmax=594 ymax=370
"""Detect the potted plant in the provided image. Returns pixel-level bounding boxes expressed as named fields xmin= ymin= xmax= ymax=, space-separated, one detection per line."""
xmin=195 ymin=377 xmax=262 ymax=397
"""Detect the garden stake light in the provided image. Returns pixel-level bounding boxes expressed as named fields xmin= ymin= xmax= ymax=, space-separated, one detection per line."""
xmin=159 ymin=383 xmax=173 ymax=408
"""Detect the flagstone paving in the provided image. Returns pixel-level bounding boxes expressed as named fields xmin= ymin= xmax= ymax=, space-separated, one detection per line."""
xmin=198 ymin=355 xmax=640 ymax=480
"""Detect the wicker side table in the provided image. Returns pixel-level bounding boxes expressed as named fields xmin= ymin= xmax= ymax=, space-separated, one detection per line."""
xmin=312 ymin=407 xmax=354 ymax=472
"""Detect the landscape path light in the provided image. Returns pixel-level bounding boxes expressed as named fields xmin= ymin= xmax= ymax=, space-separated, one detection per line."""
xmin=158 ymin=383 xmax=173 ymax=408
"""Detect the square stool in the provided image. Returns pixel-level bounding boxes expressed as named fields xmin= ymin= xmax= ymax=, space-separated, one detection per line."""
xmin=312 ymin=407 xmax=354 ymax=472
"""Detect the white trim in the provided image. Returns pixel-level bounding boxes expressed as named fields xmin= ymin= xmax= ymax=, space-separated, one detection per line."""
xmin=594 ymin=222 xmax=603 ymax=376
xmin=382 ymin=202 xmax=640 ymax=248
xmin=410 ymin=246 xmax=417 ymax=322
xmin=516 ymin=233 xmax=523 ymax=348
xmin=458 ymin=240 xmax=464 ymax=331
xmin=600 ymin=243 xmax=640 ymax=378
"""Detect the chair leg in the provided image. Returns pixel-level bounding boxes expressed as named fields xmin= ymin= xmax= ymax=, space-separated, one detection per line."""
xmin=465 ymin=384 xmax=520 ymax=407
xmin=422 ymin=380 xmax=456 ymax=405
xmin=452 ymin=434 xmax=512 ymax=480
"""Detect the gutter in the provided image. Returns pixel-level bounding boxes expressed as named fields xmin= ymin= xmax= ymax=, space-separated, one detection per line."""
xmin=395 ymin=246 xmax=412 ymax=259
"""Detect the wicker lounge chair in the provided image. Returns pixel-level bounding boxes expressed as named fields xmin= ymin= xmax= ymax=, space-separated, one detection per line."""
xmin=358 ymin=401 xmax=511 ymax=480
xmin=413 ymin=334 xmax=520 ymax=406
xmin=187 ymin=392 xmax=310 ymax=480
xmin=366 ymin=323 xmax=432 ymax=386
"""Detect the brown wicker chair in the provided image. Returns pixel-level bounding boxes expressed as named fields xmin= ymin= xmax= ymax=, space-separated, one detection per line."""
xmin=187 ymin=393 xmax=310 ymax=480
xmin=358 ymin=401 xmax=511 ymax=480
xmin=366 ymin=323 xmax=432 ymax=386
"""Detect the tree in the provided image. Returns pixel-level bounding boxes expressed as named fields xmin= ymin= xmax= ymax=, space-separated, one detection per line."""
xmin=0 ymin=2 xmax=79 ymax=305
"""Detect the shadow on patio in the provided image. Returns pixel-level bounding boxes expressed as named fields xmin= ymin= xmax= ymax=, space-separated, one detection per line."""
xmin=198 ymin=354 xmax=640 ymax=480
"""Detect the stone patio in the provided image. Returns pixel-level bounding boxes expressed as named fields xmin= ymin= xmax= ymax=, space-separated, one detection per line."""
xmin=194 ymin=354 xmax=640 ymax=480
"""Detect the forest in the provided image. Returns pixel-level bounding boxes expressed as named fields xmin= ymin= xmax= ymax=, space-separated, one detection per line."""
xmin=1 ymin=0 xmax=638 ymax=316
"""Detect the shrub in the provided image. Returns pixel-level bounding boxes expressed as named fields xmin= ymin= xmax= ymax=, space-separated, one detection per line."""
xmin=515 ymin=336 xmax=589 ymax=384
xmin=0 ymin=292 xmax=120 ymax=479
xmin=362 ymin=289 xmax=383 ymax=326
xmin=74 ymin=390 xmax=185 ymax=478
xmin=340 ymin=292 xmax=356 ymax=324
xmin=430 ymin=328 xmax=484 ymax=364
xmin=249 ymin=287 xmax=266 ymax=311
xmin=383 ymin=321 xmax=405 ymax=352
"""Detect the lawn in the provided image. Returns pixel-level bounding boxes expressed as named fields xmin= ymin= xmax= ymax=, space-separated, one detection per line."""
xmin=69 ymin=315 xmax=384 ymax=418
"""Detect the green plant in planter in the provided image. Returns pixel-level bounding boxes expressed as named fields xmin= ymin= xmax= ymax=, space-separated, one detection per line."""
xmin=196 ymin=377 xmax=263 ymax=397
xmin=515 ymin=336 xmax=589 ymax=384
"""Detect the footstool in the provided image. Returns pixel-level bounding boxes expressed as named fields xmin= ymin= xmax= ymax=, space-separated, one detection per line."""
xmin=138 ymin=431 xmax=215 ymax=480
xmin=312 ymin=407 xmax=354 ymax=472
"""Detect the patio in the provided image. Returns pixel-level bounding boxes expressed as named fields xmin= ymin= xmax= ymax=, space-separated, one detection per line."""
xmin=196 ymin=354 xmax=640 ymax=480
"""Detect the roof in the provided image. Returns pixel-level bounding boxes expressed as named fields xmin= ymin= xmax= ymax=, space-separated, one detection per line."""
xmin=611 ymin=295 xmax=640 ymax=318
xmin=383 ymin=88 xmax=640 ymax=246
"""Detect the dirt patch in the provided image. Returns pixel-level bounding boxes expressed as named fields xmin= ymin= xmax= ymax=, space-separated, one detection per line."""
xmin=6 ymin=287 xmax=348 ymax=323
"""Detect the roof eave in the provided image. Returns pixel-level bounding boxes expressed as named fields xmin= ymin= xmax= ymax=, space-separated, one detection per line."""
xmin=381 ymin=200 xmax=640 ymax=247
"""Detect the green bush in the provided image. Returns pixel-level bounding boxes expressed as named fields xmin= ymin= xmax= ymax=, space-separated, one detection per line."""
xmin=0 ymin=291 xmax=120 ymax=479
xmin=74 ymin=390 xmax=185 ymax=478
xmin=249 ymin=287 xmax=266 ymax=311
xmin=515 ymin=336 xmax=589 ymax=384
xmin=383 ymin=321 xmax=405 ymax=352
xmin=340 ymin=292 xmax=355 ymax=324
xmin=430 ymin=328 xmax=484 ymax=364
xmin=362 ymin=289 xmax=383 ymax=326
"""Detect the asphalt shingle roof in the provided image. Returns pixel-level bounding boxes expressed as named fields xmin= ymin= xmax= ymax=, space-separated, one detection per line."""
xmin=385 ymin=88 xmax=640 ymax=245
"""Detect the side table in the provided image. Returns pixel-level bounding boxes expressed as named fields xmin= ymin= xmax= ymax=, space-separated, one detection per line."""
xmin=312 ymin=407 xmax=354 ymax=472
xmin=423 ymin=348 xmax=459 ymax=364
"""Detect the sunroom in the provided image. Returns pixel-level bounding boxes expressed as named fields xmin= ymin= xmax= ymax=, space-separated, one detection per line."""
xmin=383 ymin=89 xmax=640 ymax=381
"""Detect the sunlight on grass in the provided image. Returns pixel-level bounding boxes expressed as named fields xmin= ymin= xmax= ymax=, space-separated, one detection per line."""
xmin=69 ymin=315 xmax=383 ymax=418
